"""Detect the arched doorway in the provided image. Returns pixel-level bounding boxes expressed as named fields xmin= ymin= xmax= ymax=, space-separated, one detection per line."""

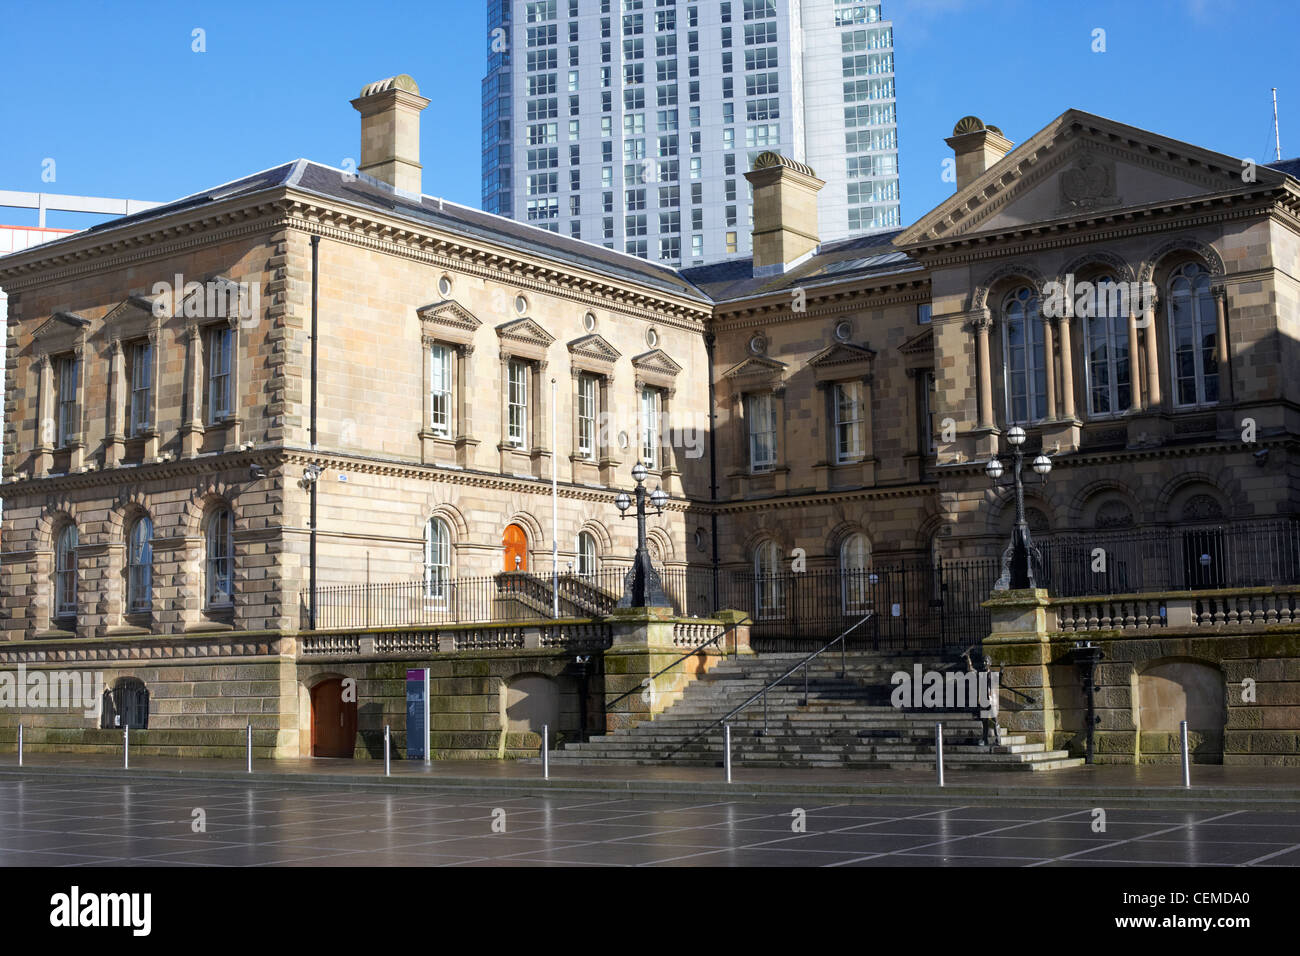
xmin=503 ymin=523 xmax=528 ymax=572
xmin=310 ymin=677 xmax=357 ymax=758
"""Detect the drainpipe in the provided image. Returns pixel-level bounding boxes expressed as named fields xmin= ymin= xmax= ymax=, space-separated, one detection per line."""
xmin=704 ymin=329 xmax=720 ymax=610
xmin=309 ymin=234 xmax=320 ymax=630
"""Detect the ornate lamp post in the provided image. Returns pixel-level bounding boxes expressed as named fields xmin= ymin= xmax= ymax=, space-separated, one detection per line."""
xmin=987 ymin=425 xmax=1054 ymax=590
xmin=614 ymin=461 xmax=671 ymax=608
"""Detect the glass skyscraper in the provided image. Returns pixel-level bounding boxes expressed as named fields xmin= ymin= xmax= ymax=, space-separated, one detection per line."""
xmin=481 ymin=0 xmax=900 ymax=264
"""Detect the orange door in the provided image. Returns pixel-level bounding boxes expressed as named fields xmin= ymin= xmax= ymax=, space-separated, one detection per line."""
xmin=503 ymin=524 xmax=528 ymax=572
xmin=311 ymin=678 xmax=357 ymax=758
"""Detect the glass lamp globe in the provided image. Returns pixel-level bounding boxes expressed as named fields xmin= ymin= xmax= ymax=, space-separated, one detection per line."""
xmin=985 ymin=457 xmax=1004 ymax=481
xmin=868 ymin=573 xmax=880 ymax=586
xmin=650 ymin=487 xmax=668 ymax=510
xmin=1200 ymin=553 xmax=1212 ymax=568
xmin=1006 ymin=425 xmax=1027 ymax=446
xmin=631 ymin=461 xmax=648 ymax=483
xmin=615 ymin=492 xmax=631 ymax=513
xmin=1032 ymin=454 xmax=1052 ymax=476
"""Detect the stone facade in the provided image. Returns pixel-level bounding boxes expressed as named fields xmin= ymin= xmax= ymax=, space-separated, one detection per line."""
xmin=2 ymin=93 xmax=1300 ymax=762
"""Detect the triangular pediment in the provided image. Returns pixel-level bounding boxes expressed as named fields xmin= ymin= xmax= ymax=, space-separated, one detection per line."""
xmin=630 ymin=348 xmax=683 ymax=377
xmin=897 ymin=110 xmax=1290 ymax=248
xmin=418 ymin=299 xmax=482 ymax=334
xmin=723 ymin=355 xmax=786 ymax=379
xmin=495 ymin=317 xmax=555 ymax=347
xmin=103 ymin=294 xmax=159 ymax=324
xmin=899 ymin=326 xmax=933 ymax=356
xmin=808 ymin=342 xmax=875 ymax=369
xmin=567 ymin=333 xmax=621 ymax=365
xmin=32 ymin=312 xmax=90 ymax=340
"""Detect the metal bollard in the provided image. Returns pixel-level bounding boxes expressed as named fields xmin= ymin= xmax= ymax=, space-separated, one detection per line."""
xmin=384 ymin=724 xmax=391 ymax=777
xmin=1180 ymin=719 xmax=1191 ymax=788
xmin=935 ymin=722 xmax=944 ymax=787
xmin=724 ymin=723 xmax=732 ymax=783
xmin=246 ymin=723 xmax=252 ymax=773
xmin=123 ymin=725 xmax=129 ymax=770
xmin=542 ymin=724 xmax=549 ymax=779
xmin=17 ymin=724 xmax=22 ymax=767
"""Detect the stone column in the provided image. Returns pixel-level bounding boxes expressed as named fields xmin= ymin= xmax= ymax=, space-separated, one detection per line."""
xmin=1126 ymin=307 xmax=1143 ymax=414
xmin=34 ymin=354 xmax=53 ymax=476
xmin=182 ymin=325 xmax=203 ymax=457
xmin=1143 ymin=306 xmax=1161 ymax=408
xmin=975 ymin=313 xmax=995 ymax=429
xmin=1043 ymin=318 xmax=1057 ymax=421
xmin=143 ymin=328 xmax=161 ymax=461
xmin=1214 ymin=286 xmax=1234 ymax=402
xmin=455 ymin=344 xmax=477 ymax=467
xmin=1056 ymin=317 xmax=1077 ymax=420
xmin=105 ymin=339 xmax=124 ymax=467
xmin=497 ymin=351 xmax=511 ymax=471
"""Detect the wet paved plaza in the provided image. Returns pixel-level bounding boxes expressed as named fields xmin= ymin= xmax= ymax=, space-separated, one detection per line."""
xmin=1 ymin=778 xmax=1298 ymax=867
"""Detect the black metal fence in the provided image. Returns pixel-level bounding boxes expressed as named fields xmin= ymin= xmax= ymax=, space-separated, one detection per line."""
xmin=1034 ymin=518 xmax=1300 ymax=597
xmin=304 ymin=558 xmax=1000 ymax=651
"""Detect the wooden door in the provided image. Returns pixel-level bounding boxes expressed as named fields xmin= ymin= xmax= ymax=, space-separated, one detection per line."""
xmin=311 ymin=678 xmax=357 ymax=758
xmin=503 ymin=524 xmax=528 ymax=572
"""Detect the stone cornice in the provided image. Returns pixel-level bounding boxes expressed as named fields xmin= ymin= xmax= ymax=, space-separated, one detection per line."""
xmin=710 ymin=276 xmax=930 ymax=329
xmin=0 ymin=632 xmax=287 ymax=666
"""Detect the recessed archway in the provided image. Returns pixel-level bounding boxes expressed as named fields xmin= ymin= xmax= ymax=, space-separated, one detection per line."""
xmin=310 ymin=677 xmax=357 ymax=758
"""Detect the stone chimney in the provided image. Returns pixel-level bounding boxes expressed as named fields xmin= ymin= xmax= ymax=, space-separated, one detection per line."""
xmin=945 ymin=116 xmax=1014 ymax=192
xmin=350 ymin=74 xmax=431 ymax=196
xmin=744 ymin=152 xmax=825 ymax=276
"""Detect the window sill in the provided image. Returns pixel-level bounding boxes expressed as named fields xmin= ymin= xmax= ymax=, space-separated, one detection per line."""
xmin=186 ymin=620 xmax=234 ymax=633
xmin=35 ymin=627 xmax=77 ymax=640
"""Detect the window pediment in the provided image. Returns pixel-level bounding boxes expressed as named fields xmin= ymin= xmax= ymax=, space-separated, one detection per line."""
xmin=418 ymin=299 xmax=482 ymax=346
xmin=723 ymin=355 xmax=785 ymax=387
xmin=103 ymin=294 xmax=161 ymax=345
xmin=631 ymin=348 xmax=682 ymax=389
xmin=808 ymin=342 xmax=875 ymax=383
xmin=32 ymin=311 xmax=90 ymax=356
xmin=567 ymin=333 xmax=621 ymax=373
xmin=496 ymin=317 xmax=555 ymax=361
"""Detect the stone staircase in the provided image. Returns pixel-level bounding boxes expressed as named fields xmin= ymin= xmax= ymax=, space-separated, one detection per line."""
xmin=556 ymin=651 xmax=1084 ymax=772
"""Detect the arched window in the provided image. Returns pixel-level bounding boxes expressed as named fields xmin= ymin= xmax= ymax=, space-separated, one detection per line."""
xmin=54 ymin=524 xmax=78 ymax=620
xmin=576 ymin=530 xmax=598 ymax=576
xmin=424 ymin=517 xmax=451 ymax=602
xmin=1084 ymin=276 xmax=1132 ymax=416
xmin=840 ymin=532 xmax=871 ymax=613
xmin=1167 ymin=262 xmax=1219 ymax=407
xmin=101 ymin=677 xmax=149 ymax=730
xmin=127 ymin=516 xmax=153 ymax=613
xmin=753 ymin=539 xmax=784 ymax=619
xmin=205 ymin=508 xmax=234 ymax=608
xmin=1001 ymin=286 xmax=1047 ymax=424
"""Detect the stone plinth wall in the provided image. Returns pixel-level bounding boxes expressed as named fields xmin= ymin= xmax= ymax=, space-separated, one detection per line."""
xmin=987 ymin=624 xmax=1300 ymax=766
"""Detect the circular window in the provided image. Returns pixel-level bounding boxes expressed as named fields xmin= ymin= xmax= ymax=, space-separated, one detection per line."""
xmin=694 ymin=528 xmax=706 ymax=552
xmin=834 ymin=320 xmax=852 ymax=342
xmin=583 ymin=312 xmax=598 ymax=332
xmin=617 ymin=430 xmax=629 ymax=450
xmin=645 ymin=327 xmax=659 ymax=348
xmin=438 ymin=275 xmax=452 ymax=297
xmin=748 ymin=333 xmax=768 ymax=355
xmin=514 ymin=294 xmax=528 ymax=315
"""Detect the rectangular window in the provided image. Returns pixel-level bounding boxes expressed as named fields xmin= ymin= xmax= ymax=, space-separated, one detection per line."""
xmin=207 ymin=326 xmax=232 ymax=423
xmin=129 ymin=340 xmax=152 ymax=436
xmin=508 ymin=360 xmax=529 ymax=448
xmin=56 ymin=354 xmax=79 ymax=447
xmin=834 ymin=381 xmax=865 ymax=463
xmin=577 ymin=373 xmax=597 ymax=458
xmin=747 ymin=392 xmax=777 ymax=471
xmin=641 ymin=387 xmax=659 ymax=469
xmin=918 ymin=303 xmax=932 ymax=324
xmin=430 ymin=344 xmax=452 ymax=437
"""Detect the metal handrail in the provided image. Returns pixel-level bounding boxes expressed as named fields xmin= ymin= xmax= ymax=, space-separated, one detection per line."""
xmin=661 ymin=613 xmax=873 ymax=760
xmin=605 ymin=622 xmax=738 ymax=712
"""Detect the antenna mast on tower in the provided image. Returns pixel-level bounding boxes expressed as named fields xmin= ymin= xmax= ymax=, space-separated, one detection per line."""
xmin=1273 ymin=88 xmax=1282 ymax=161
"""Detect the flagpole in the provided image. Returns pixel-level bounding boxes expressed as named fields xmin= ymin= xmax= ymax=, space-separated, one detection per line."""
xmin=551 ymin=377 xmax=559 ymax=618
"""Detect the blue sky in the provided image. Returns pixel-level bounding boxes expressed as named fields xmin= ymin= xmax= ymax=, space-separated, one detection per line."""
xmin=0 ymin=0 xmax=1295 ymax=231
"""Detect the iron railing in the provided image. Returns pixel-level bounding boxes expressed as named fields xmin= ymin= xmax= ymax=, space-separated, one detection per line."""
xmin=1033 ymin=518 xmax=1300 ymax=597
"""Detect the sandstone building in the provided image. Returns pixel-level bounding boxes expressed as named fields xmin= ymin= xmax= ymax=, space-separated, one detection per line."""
xmin=2 ymin=76 xmax=1298 ymax=764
